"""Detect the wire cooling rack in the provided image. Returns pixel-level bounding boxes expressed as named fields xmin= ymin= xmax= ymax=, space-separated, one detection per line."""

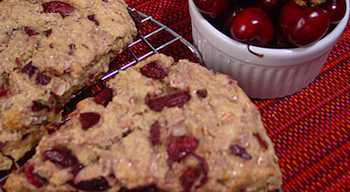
xmin=102 ymin=7 xmax=203 ymax=81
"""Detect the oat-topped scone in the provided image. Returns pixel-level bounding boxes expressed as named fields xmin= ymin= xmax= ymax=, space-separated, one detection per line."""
xmin=4 ymin=54 xmax=282 ymax=192
xmin=0 ymin=0 xmax=136 ymax=170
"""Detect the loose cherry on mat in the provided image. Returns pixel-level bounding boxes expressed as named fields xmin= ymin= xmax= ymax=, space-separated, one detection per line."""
xmin=321 ymin=0 xmax=346 ymax=24
xmin=193 ymin=0 xmax=231 ymax=18
xmin=280 ymin=0 xmax=330 ymax=46
xmin=229 ymin=7 xmax=274 ymax=46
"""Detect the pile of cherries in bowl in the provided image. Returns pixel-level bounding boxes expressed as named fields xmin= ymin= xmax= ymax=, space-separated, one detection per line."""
xmin=193 ymin=0 xmax=347 ymax=48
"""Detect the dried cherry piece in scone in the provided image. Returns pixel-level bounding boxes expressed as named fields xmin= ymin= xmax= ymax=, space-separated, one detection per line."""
xmin=181 ymin=155 xmax=209 ymax=192
xmin=43 ymin=29 xmax=53 ymax=37
xmin=43 ymin=146 xmax=80 ymax=168
xmin=160 ymin=91 xmax=191 ymax=108
xmin=0 ymin=142 xmax=5 ymax=149
xmin=140 ymin=61 xmax=168 ymax=80
xmin=181 ymin=166 xmax=202 ymax=192
xmin=36 ymin=73 xmax=51 ymax=85
xmin=31 ymin=100 xmax=50 ymax=112
xmin=167 ymin=136 xmax=199 ymax=162
xmin=87 ymin=14 xmax=100 ymax=26
xmin=0 ymin=86 xmax=7 ymax=97
xmin=150 ymin=121 xmax=161 ymax=146
xmin=46 ymin=121 xmax=66 ymax=135
xmin=230 ymin=144 xmax=252 ymax=160
xmin=73 ymin=176 xmax=110 ymax=191
xmin=23 ymin=164 xmax=48 ymax=188
xmin=145 ymin=94 xmax=164 ymax=112
xmin=196 ymin=89 xmax=208 ymax=98
xmin=15 ymin=57 xmax=22 ymax=66
xmin=94 ymin=88 xmax=113 ymax=106
xmin=119 ymin=184 xmax=160 ymax=192
xmin=68 ymin=43 xmax=76 ymax=55
xmin=22 ymin=62 xmax=38 ymax=77
xmin=193 ymin=154 xmax=209 ymax=188
xmin=42 ymin=1 xmax=75 ymax=17
xmin=253 ymin=133 xmax=268 ymax=151
xmin=71 ymin=163 xmax=85 ymax=177
xmin=146 ymin=90 xmax=191 ymax=112
xmin=24 ymin=26 xmax=40 ymax=36
xmin=79 ymin=112 xmax=101 ymax=130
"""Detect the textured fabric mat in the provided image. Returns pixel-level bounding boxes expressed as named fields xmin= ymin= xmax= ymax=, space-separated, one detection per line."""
xmin=125 ymin=0 xmax=350 ymax=191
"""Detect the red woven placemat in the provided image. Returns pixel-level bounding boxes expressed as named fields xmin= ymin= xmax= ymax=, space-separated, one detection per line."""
xmin=126 ymin=0 xmax=350 ymax=191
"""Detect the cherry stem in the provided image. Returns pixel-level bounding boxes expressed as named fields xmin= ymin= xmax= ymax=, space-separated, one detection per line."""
xmin=247 ymin=44 xmax=264 ymax=58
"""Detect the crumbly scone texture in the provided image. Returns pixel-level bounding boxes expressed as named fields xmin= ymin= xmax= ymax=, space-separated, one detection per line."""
xmin=0 ymin=0 xmax=136 ymax=170
xmin=4 ymin=54 xmax=282 ymax=192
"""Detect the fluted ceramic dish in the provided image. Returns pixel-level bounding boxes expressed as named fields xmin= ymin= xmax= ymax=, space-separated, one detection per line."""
xmin=189 ymin=0 xmax=350 ymax=98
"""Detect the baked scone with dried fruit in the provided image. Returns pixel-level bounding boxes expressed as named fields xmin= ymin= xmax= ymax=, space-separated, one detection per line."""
xmin=0 ymin=0 xmax=136 ymax=171
xmin=4 ymin=54 xmax=282 ymax=192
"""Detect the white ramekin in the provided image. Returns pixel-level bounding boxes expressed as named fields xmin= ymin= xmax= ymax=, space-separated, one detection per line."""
xmin=189 ymin=0 xmax=350 ymax=98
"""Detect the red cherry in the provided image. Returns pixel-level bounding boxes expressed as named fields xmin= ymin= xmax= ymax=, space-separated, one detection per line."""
xmin=224 ymin=8 xmax=242 ymax=30
xmin=230 ymin=7 xmax=274 ymax=46
xmin=321 ymin=0 xmax=346 ymax=24
xmin=280 ymin=1 xmax=330 ymax=46
xmin=193 ymin=0 xmax=231 ymax=18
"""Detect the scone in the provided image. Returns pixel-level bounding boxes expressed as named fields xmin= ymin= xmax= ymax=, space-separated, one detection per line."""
xmin=4 ymin=54 xmax=282 ymax=192
xmin=0 ymin=0 xmax=136 ymax=171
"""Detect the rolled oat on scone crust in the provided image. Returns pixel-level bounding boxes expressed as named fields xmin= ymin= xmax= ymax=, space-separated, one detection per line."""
xmin=0 ymin=0 xmax=136 ymax=170
xmin=4 ymin=54 xmax=282 ymax=192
